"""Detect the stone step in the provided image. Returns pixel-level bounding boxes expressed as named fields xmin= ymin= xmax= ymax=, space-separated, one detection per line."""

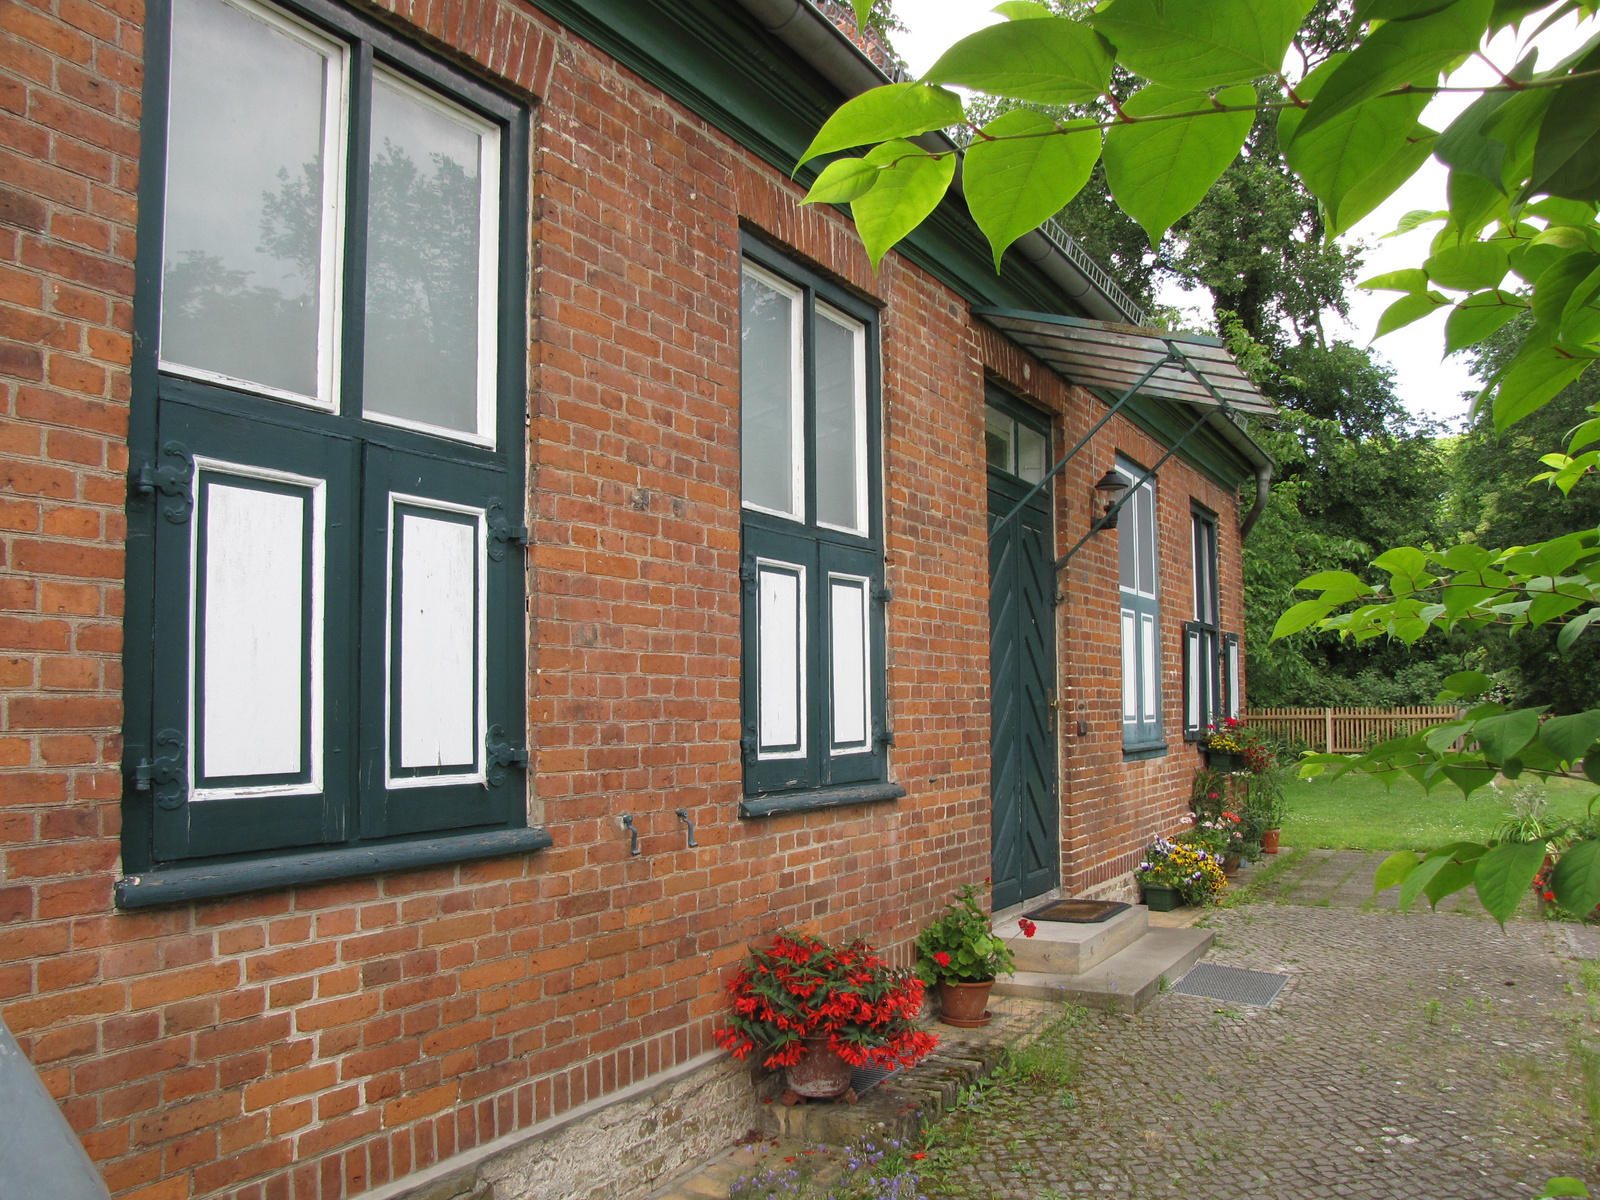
xmin=993 ymin=903 xmax=1147 ymax=976
xmin=991 ymin=926 xmax=1215 ymax=1014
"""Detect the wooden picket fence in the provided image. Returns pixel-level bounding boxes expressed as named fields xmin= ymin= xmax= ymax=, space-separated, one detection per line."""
xmin=1244 ymin=706 xmax=1461 ymax=754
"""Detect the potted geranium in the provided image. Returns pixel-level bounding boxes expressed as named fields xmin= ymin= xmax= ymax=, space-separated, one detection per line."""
xmin=1136 ymin=838 xmax=1228 ymax=910
xmin=915 ymin=884 xmax=1017 ymax=1028
xmin=714 ymin=931 xmax=938 ymax=1102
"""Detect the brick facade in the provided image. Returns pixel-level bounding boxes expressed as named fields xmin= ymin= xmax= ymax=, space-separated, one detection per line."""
xmin=0 ymin=1 xmax=1250 ymax=1197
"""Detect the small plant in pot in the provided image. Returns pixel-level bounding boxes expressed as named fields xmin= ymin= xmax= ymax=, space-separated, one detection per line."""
xmin=714 ymin=931 xmax=938 ymax=1103
xmin=915 ymin=884 xmax=1017 ymax=1028
xmin=1136 ymin=838 xmax=1227 ymax=910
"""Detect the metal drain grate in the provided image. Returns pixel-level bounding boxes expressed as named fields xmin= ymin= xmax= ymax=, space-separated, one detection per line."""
xmin=1171 ymin=962 xmax=1289 ymax=1007
xmin=848 ymin=1062 xmax=902 ymax=1097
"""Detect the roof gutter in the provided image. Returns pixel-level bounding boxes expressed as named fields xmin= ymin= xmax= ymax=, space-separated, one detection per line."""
xmin=730 ymin=0 xmax=1145 ymax=325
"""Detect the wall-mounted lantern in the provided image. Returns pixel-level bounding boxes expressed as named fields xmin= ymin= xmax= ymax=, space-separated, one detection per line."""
xmin=1091 ymin=469 xmax=1129 ymax=531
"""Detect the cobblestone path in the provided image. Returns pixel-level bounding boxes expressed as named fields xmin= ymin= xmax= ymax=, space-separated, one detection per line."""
xmin=925 ymin=884 xmax=1597 ymax=1200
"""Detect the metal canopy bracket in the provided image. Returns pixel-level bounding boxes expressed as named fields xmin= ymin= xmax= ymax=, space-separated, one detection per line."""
xmin=974 ymin=306 xmax=1277 ymax=568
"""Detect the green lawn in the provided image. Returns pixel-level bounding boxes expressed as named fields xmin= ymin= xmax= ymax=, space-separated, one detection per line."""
xmin=1282 ymin=771 xmax=1600 ymax=850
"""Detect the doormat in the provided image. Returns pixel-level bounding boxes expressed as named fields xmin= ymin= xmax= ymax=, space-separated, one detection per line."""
xmin=1022 ymin=899 xmax=1130 ymax=924
xmin=1171 ymin=962 xmax=1289 ymax=1007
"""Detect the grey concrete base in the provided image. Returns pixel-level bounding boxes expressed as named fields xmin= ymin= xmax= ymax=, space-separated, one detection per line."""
xmin=994 ymin=904 xmax=1148 ymax=976
xmin=992 ymin=927 xmax=1215 ymax=1014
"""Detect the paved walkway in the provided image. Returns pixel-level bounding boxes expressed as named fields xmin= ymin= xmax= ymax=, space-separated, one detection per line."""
xmin=928 ymin=854 xmax=1595 ymax=1200
xmin=1245 ymin=846 xmax=1504 ymax=915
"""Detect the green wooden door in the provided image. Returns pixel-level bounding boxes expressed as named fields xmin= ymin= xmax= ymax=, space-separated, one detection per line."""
xmin=987 ymin=407 xmax=1059 ymax=912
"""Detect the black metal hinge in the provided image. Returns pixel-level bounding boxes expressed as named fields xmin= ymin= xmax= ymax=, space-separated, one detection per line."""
xmin=740 ymin=727 xmax=758 ymax=760
xmin=133 ymin=728 xmax=187 ymax=809
xmin=485 ymin=724 xmax=529 ymax=786
xmin=739 ymin=562 xmax=758 ymax=596
xmin=487 ymin=501 xmax=529 ymax=562
xmin=132 ymin=441 xmax=194 ymax=524
xmin=875 ymin=728 xmax=896 ymax=748
xmin=873 ymin=583 xmax=893 ymax=604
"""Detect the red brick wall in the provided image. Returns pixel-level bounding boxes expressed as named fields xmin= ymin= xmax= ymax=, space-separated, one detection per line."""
xmin=0 ymin=1 xmax=1249 ymax=1198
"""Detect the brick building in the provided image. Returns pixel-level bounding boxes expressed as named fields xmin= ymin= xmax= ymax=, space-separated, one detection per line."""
xmin=0 ymin=0 xmax=1274 ymax=1197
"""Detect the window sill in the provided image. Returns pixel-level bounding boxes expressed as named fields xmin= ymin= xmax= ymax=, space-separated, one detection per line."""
xmin=1121 ymin=743 xmax=1169 ymax=762
xmin=740 ymin=782 xmax=906 ymax=818
xmin=115 ymin=826 xmax=554 ymax=910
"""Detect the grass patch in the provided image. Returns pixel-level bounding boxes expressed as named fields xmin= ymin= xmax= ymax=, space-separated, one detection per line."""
xmin=1282 ymin=772 xmax=1598 ymax=851
xmin=1220 ymin=844 xmax=1310 ymax=906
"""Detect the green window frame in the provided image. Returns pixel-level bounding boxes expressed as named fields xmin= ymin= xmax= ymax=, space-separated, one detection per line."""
xmin=736 ymin=237 xmax=900 ymax=818
xmin=119 ymin=0 xmax=542 ymax=908
xmin=1117 ymin=456 xmax=1162 ymax=752
xmin=1183 ymin=506 xmax=1221 ymax=741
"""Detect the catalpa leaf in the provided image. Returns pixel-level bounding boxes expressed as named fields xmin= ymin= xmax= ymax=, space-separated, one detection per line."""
xmin=966 ymin=111 xmax=1100 ymax=270
xmin=1271 ymin=598 xmax=1335 ymax=640
xmin=1299 ymin=0 xmax=1493 ymax=136
xmin=1473 ymin=706 xmax=1543 ymax=763
xmin=1360 ymin=268 xmax=1429 ymax=292
xmin=1374 ymin=850 xmax=1421 ymax=893
xmin=1398 ymin=854 xmax=1452 ymax=911
xmin=849 ymin=140 xmax=957 ymax=270
xmin=993 ymin=1 xmax=1054 ymax=16
xmin=1091 ymin=0 xmax=1311 ymax=90
xmin=1531 ymin=42 xmax=1600 ymax=201
xmin=1493 ymin=348 xmax=1595 ymax=431
xmin=1439 ymin=668 xmax=1494 ymax=698
xmin=1376 ymin=290 xmax=1449 ymax=337
xmin=1105 ymin=83 xmax=1255 ymax=247
xmin=799 ymin=84 xmax=964 ymax=168
xmin=1385 ymin=208 xmax=1449 ymax=238
xmin=1540 ymin=709 xmax=1600 ymax=765
xmin=1474 ymin=840 xmax=1548 ymax=927
xmin=922 ymin=18 xmax=1113 ymax=104
xmin=1425 ymin=239 xmax=1510 ymax=291
xmin=1332 ymin=124 xmax=1437 ymax=237
xmin=1434 ymin=51 xmax=1537 ymax=188
xmin=1445 ymin=290 xmax=1525 ymax=354
xmin=804 ymin=157 xmax=882 ymax=205
xmin=1423 ymin=857 xmax=1480 ymax=907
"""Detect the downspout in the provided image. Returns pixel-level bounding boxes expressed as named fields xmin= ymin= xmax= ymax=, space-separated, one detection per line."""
xmin=1239 ymin=460 xmax=1273 ymax=541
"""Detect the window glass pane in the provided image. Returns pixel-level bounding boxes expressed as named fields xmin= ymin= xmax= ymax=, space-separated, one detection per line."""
xmin=1228 ymin=640 xmax=1241 ymax=717
xmin=758 ymin=564 xmax=805 ymax=754
xmin=985 ymin=409 xmax=1012 ymax=473
xmin=815 ymin=307 xmax=866 ymax=533
xmin=163 ymin=0 xmax=339 ymax=400
xmin=1135 ymin=484 xmax=1156 ymax=596
xmin=364 ymin=73 xmax=496 ymax=439
xmin=830 ymin=577 xmax=870 ymax=749
xmin=1015 ymin=424 xmax=1047 ymax=484
xmin=741 ymin=266 xmax=802 ymax=518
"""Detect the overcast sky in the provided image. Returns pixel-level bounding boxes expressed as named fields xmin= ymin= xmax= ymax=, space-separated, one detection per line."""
xmin=887 ymin=4 xmax=1584 ymax=429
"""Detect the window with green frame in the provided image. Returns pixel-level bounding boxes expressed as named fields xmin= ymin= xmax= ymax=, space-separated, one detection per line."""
xmin=736 ymin=238 xmax=900 ymax=817
xmin=1183 ymin=507 xmax=1240 ymax=737
xmin=119 ymin=0 xmax=542 ymax=906
xmin=1117 ymin=457 xmax=1162 ymax=751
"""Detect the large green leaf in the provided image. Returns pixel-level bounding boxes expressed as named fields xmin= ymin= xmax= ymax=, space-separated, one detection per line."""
xmin=1441 ymin=762 xmax=1499 ymax=795
xmin=1399 ymin=853 xmax=1452 ymax=911
xmin=921 ymin=17 xmax=1114 ymax=104
xmin=799 ymin=84 xmax=964 ymax=167
xmin=1531 ymin=43 xmax=1600 ymax=201
xmin=849 ymin=140 xmax=958 ymax=270
xmin=1553 ymin=840 xmax=1600 ymax=918
xmin=1360 ymin=268 xmax=1429 ymax=292
xmin=993 ymin=1 xmax=1054 ymax=16
xmin=1448 ymin=169 xmax=1512 ymax=237
xmin=1090 ymin=0 xmax=1310 ymax=90
xmin=1493 ymin=347 xmax=1595 ymax=430
xmin=1423 ymin=856 xmax=1481 ymax=908
xmin=1444 ymin=290 xmax=1526 ymax=353
xmin=1533 ymin=252 xmax=1600 ymax=327
xmin=1280 ymin=56 xmax=1429 ymax=232
xmin=1473 ymin=840 xmax=1547 ymax=926
xmin=804 ymin=157 xmax=883 ymax=204
xmin=1331 ymin=124 xmax=1438 ymax=237
xmin=1298 ymin=0 xmax=1493 ymax=136
xmin=1440 ymin=668 xmax=1494 ymax=697
xmin=1374 ymin=850 xmax=1421 ymax=893
xmin=1359 ymin=0 xmax=1459 ymax=15
xmin=1540 ymin=710 xmax=1600 ymax=765
xmin=966 ymin=111 xmax=1101 ymax=270
xmin=1434 ymin=51 xmax=1537 ymax=187
xmin=1104 ymin=83 xmax=1255 ymax=247
xmin=1271 ymin=598 xmax=1335 ymax=640
xmin=1375 ymin=290 xmax=1449 ymax=337
xmin=1472 ymin=706 xmax=1543 ymax=762
xmin=1425 ymin=239 xmax=1511 ymax=290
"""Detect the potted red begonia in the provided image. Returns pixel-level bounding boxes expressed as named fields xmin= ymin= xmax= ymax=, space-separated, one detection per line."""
xmin=713 ymin=931 xmax=938 ymax=1102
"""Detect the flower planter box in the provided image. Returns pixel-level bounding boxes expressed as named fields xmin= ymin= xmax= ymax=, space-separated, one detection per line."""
xmin=1142 ymin=885 xmax=1181 ymax=912
xmin=1205 ymin=749 xmax=1243 ymax=773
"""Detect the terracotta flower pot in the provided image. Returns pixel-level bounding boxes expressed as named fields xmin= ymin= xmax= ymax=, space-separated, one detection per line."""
xmin=1261 ymin=828 xmax=1281 ymax=854
xmin=785 ymin=1036 xmax=853 ymax=1099
xmin=937 ymin=979 xmax=994 ymax=1028
xmin=1223 ymin=852 xmax=1242 ymax=876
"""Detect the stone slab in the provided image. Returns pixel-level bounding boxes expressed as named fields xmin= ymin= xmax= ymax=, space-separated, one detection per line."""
xmin=993 ymin=903 xmax=1148 ymax=976
xmin=992 ymin=926 xmax=1215 ymax=1014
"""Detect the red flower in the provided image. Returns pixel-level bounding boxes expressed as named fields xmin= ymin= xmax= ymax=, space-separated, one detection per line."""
xmin=1545 ymin=891 xmax=1557 ymax=901
xmin=1018 ymin=918 xmax=1037 ymax=938
xmin=911 ymin=1152 xmax=927 ymax=1160
xmin=933 ymin=950 xmax=951 ymax=967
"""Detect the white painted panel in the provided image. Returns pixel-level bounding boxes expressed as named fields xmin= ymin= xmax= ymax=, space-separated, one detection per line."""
xmin=830 ymin=577 xmax=869 ymax=748
xmin=201 ymin=482 xmax=306 ymax=777
xmin=1228 ymin=641 xmax=1241 ymax=717
xmin=1120 ymin=610 xmax=1137 ymax=721
xmin=1187 ymin=630 xmax=1202 ymax=729
xmin=398 ymin=513 xmax=477 ymax=768
xmin=1140 ymin=613 xmax=1157 ymax=721
xmin=758 ymin=565 xmax=803 ymax=753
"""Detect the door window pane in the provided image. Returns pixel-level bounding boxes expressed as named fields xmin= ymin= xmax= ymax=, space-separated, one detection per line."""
xmin=364 ymin=72 xmax=499 ymax=442
xmin=815 ymin=306 xmax=867 ymax=533
xmin=162 ymin=0 xmax=344 ymax=402
xmin=985 ymin=409 xmax=1012 ymax=472
xmin=1015 ymin=424 xmax=1047 ymax=484
xmin=741 ymin=265 xmax=803 ymax=519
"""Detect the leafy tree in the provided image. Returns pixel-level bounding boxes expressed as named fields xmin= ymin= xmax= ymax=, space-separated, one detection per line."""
xmin=818 ymin=0 xmax=1600 ymax=936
